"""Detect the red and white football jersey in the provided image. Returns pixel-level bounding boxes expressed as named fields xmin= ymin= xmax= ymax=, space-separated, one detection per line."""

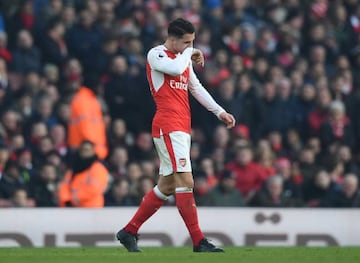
xmin=146 ymin=45 xmax=224 ymax=138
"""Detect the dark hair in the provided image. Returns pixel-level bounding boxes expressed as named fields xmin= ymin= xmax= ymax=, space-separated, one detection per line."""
xmin=46 ymin=16 xmax=63 ymax=32
xmin=81 ymin=140 xmax=95 ymax=147
xmin=168 ymin=18 xmax=195 ymax=38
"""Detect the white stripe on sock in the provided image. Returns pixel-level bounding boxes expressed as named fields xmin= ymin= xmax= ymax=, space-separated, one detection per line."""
xmin=153 ymin=185 xmax=168 ymax=200
xmin=175 ymin=187 xmax=193 ymax=193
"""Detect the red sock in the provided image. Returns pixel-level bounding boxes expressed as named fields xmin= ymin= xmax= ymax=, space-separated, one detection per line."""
xmin=176 ymin=190 xmax=204 ymax=246
xmin=124 ymin=189 xmax=164 ymax=235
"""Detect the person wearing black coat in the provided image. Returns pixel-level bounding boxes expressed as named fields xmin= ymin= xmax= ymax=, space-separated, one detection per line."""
xmin=320 ymin=174 xmax=360 ymax=207
xmin=29 ymin=162 xmax=58 ymax=207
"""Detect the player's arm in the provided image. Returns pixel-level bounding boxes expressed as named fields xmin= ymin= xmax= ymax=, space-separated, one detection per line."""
xmin=189 ymin=65 xmax=236 ymax=128
xmin=147 ymin=47 xmax=194 ymax=76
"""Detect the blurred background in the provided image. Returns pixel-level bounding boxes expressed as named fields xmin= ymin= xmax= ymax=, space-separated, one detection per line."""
xmin=0 ymin=0 xmax=360 ymax=209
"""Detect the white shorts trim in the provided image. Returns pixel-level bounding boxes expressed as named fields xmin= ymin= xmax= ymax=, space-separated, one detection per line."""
xmin=153 ymin=131 xmax=192 ymax=176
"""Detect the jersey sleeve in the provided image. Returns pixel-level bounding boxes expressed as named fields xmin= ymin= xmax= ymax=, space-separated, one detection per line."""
xmin=147 ymin=47 xmax=193 ymax=76
xmin=188 ymin=64 xmax=225 ymax=119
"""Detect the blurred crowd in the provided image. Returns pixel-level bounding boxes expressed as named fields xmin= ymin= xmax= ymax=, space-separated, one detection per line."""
xmin=1 ymin=0 xmax=360 ymax=208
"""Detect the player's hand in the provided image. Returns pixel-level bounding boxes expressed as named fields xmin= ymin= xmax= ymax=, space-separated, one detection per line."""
xmin=191 ymin=48 xmax=204 ymax=67
xmin=219 ymin=112 xmax=236 ymax=129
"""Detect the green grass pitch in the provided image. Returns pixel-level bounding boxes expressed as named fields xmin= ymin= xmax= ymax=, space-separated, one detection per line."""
xmin=1 ymin=247 xmax=360 ymax=263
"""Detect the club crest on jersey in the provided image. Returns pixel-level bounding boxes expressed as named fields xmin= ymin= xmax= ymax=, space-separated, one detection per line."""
xmin=179 ymin=158 xmax=187 ymax=167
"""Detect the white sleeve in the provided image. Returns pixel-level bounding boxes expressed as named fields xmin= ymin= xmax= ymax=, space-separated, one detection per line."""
xmin=188 ymin=65 xmax=225 ymax=119
xmin=147 ymin=47 xmax=193 ymax=76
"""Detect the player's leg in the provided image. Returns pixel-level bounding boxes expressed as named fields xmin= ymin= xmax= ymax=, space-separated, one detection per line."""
xmin=117 ymin=135 xmax=175 ymax=252
xmin=168 ymin=131 xmax=224 ymax=252
xmin=175 ymin=172 xmax=204 ymax=246
xmin=175 ymin=172 xmax=223 ymax=252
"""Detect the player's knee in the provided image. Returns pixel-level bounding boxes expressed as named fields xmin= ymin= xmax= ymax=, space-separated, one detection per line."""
xmin=158 ymin=182 xmax=176 ymax=195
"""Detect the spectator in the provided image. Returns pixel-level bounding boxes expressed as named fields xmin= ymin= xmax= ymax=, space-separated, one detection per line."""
xmin=108 ymin=146 xmax=129 ymax=179
xmin=139 ymin=160 xmax=157 ymax=181
xmin=249 ymin=175 xmax=302 ymax=207
xmin=233 ymin=72 xmax=264 ymax=141
xmin=38 ymin=17 xmax=68 ymax=67
xmin=204 ymin=49 xmax=231 ymax=88
xmin=189 ymin=141 xmax=202 ymax=172
xmin=225 ymin=145 xmax=268 ymax=201
xmin=62 ymin=57 xmax=83 ymax=92
xmin=29 ymin=162 xmax=58 ymax=207
xmin=6 ymin=0 xmax=35 ymax=46
xmin=27 ymin=94 xmax=57 ymax=129
xmin=298 ymin=146 xmax=320 ymax=183
xmin=0 ymin=188 xmax=35 ymax=207
xmin=60 ymin=4 xmax=76 ymax=30
xmin=108 ymin=118 xmax=132 ymax=148
xmin=206 ymin=170 xmax=244 ymax=207
xmin=251 ymin=56 xmax=269 ymax=85
xmin=267 ymin=130 xmax=287 ymax=157
xmin=66 ymin=8 xmax=102 ymax=77
xmin=336 ymin=144 xmax=360 ymax=175
xmin=275 ymin=156 xmax=302 ymax=190
xmin=325 ymin=156 xmax=345 ymax=184
xmin=302 ymin=169 xmax=338 ymax=207
xmin=0 ymin=143 xmax=10 ymax=178
xmin=320 ymin=174 xmax=360 ymax=207
xmin=67 ymin=72 xmax=108 ymax=160
xmin=208 ymin=79 xmax=237 ymax=134
xmin=15 ymin=147 xmax=33 ymax=182
xmin=28 ymin=121 xmax=48 ymax=152
xmin=11 ymin=29 xmax=41 ymax=73
xmin=129 ymin=131 xmax=157 ymax=162
xmin=294 ymin=83 xmax=317 ymax=137
xmin=21 ymin=71 xmax=43 ymax=101
xmin=0 ymin=31 xmax=12 ymax=64
xmin=49 ymin=124 xmax=67 ymax=156
xmin=1 ymin=110 xmax=22 ymax=145
xmin=130 ymin=175 xmax=155 ymax=205
xmin=194 ymin=26 xmax=212 ymax=61
xmin=93 ymin=35 xmax=118 ymax=75
xmin=12 ymin=90 xmax=32 ymax=119
xmin=261 ymin=82 xmax=284 ymax=137
xmin=210 ymin=125 xmax=231 ymax=152
xmin=105 ymin=177 xmax=135 ymax=206
xmin=254 ymin=139 xmax=276 ymax=177
xmin=58 ymin=140 xmax=109 ymax=207
xmin=307 ymin=87 xmax=332 ymax=136
xmin=319 ymin=100 xmax=355 ymax=152
xmin=0 ymin=160 xmax=28 ymax=199
xmin=104 ymin=56 xmax=141 ymax=133
xmin=0 ymin=60 xmax=10 ymax=113
xmin=126 ymin=162 xmax=143 ymax=186
xmin=44 ymin=73 xmax=60 ymax=95
xmin=97 ymin=0 xmax=116 ymax=34
xmin=193 ymin=171 xmax=213 ymax=206
xmin=33 ymin=135 xmax=54 ymax=168
xmin=199 ymin=157 xmax=218 ymax=189
xmin=8 ymin=133 xmax=25 ymax=152
xmin=285 ymin=129 xmax=303 ymax=160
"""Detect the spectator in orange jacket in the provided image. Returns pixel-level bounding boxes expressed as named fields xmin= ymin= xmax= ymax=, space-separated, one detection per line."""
xmin=58 ymin=140 xmax=109 ymax=207
xmin=68 ymin=73 xmax=108 ymax=160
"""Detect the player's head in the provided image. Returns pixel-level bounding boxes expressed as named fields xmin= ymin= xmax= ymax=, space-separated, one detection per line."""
xmin=168 ymin=18 xmax=195 ymax=38
xmin=167 ymin=18 xmax=195 ymax=53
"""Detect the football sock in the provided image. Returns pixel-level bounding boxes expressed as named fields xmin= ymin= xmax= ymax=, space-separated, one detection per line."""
xmin=176 ymin=187 xmax=204 ymax=246
xmin=124 ymin=186 xmax=167 ymax=235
